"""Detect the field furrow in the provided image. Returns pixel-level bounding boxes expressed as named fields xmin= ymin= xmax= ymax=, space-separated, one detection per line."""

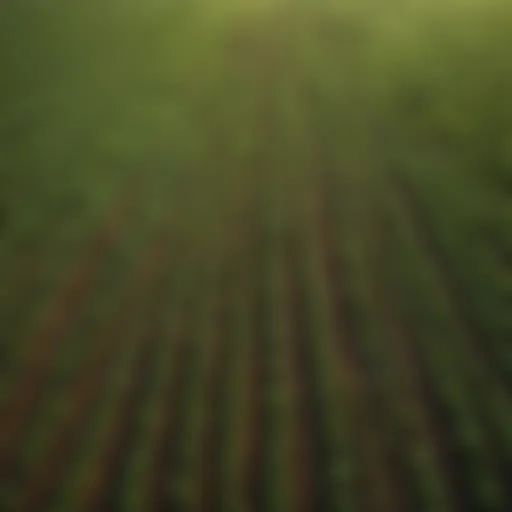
xmin=2 ymin=2 xmax=511 ymax=511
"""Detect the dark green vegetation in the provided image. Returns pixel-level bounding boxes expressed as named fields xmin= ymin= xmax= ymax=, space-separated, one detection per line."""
xmin=1 ymin=0 xmax=511 ymax=510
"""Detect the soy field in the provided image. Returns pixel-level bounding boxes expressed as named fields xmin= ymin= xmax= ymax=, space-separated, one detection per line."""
xmin=1 ymin=0 xmax=511 ymax=510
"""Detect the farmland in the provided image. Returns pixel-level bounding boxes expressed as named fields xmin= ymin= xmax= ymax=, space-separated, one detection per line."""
xmin=1 ymin=0 xmax=511 ymax=510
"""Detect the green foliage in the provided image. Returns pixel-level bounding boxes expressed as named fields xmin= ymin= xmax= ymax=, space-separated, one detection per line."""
xmin=1 ymin=1 xmax=511 ymax=510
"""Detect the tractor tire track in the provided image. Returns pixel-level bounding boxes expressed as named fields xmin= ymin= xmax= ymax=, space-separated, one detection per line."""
xmin=284 ymin=229 xmax=327 ymax=512
xmin=14 ymin=222 xmax=171 ymax=511
xmin=314 ymin=168 xmax=407 ymax=512
xmin=73 ymin=233 xmax=176 ymax=512
xmin=0 ymin=178 xmax=144 ymax=475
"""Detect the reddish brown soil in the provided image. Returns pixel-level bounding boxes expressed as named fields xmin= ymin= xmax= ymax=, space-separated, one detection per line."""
xmin=0 ymin=180 xmax=144 ymax=495
xmin=16 ymin=223 xmax=172 ymax=511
